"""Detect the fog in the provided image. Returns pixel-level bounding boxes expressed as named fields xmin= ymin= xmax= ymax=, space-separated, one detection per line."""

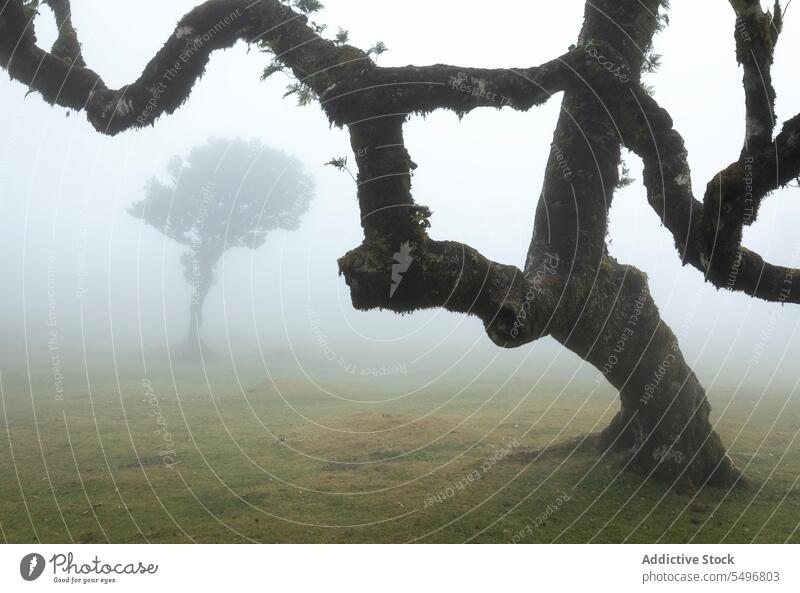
xmin=2 ymin=0 xmax=799 ymax=395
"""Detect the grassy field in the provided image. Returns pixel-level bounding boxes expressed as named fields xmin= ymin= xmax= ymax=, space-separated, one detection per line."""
xmin=1 ymin=357 xmax=799 ymax=544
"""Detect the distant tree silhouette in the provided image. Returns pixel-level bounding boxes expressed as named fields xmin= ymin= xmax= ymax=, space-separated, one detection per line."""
xmin=128 ymin=137 xmax=314 ymax=352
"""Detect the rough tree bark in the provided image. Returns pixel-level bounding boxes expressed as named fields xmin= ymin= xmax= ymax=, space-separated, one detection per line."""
xmin=3 ymin=0 xmax=799 ymax=491
xmin=524 ymin=2 xmax=739 ymax=487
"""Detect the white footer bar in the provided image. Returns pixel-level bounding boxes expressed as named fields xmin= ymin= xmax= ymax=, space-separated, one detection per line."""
xmin=1 ymin=544 xmax=797 ymax=592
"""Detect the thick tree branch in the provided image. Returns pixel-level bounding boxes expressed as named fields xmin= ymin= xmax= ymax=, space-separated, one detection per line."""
xmin=1 ymin=0 xmax=593 ymax=135
xmin=42 ymin=0 xmax=84 ymax=66
xmin=337 ymin=111 xmax=564 ymax=348
xmin=339 ymin=239 xmax=561 ymax=348
xmin=344 ymin=49 xmax=590 ymax=119
xmin=613 ymin=88 xmax=800 ymax=303
xmin=729 ymin=0 xmax=782 ymax=154
xmin=0 ymin=0 xmax=376 ymax=134
xmin=2 ymin=0 xmax=258 ymax=133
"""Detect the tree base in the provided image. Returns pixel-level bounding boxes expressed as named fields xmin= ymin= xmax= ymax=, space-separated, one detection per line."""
xmin=512 ymin=424 xmax=743 ymax=495
xmin=599 ymin=411 xmax=743 ymax=492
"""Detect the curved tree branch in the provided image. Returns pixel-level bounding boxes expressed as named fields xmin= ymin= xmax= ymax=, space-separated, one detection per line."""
xmin=346 ymin=50 xmax=589 ymax=119
xmin=2 ymin=0 xmax=260 ymax=133
xmin=339 ymin=239 xmax=562 ymax=348
xmin=0 ymin=0 xmax=593 ymax=135
xmin=612 ymin=88 xmax=800 ymax=303
xmin=336 ymin=111 xmax=563 ymax=349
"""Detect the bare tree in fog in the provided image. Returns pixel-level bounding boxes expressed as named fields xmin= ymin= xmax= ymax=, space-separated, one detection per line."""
xmin=4 ymin=0 xmax=800 ymax=490
xmin=128 ymin=138 xmax=314 ymax=354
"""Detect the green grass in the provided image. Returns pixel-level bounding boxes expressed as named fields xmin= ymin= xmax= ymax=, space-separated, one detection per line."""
xmin=1 ymin=359 xmax=799 ymax=543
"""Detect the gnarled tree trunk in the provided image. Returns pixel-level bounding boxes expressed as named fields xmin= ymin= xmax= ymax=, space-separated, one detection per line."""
xmin=551 ymin=256 xmax=737 ymax=487
xmin=521 ymin=1 xmax=739 ymax=488
xmin=339 ymin=0 xmax=740 ymax=489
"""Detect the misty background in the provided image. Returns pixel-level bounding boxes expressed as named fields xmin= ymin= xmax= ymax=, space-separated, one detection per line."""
xmin=1 ymin=0 xmax=799 ymax=399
